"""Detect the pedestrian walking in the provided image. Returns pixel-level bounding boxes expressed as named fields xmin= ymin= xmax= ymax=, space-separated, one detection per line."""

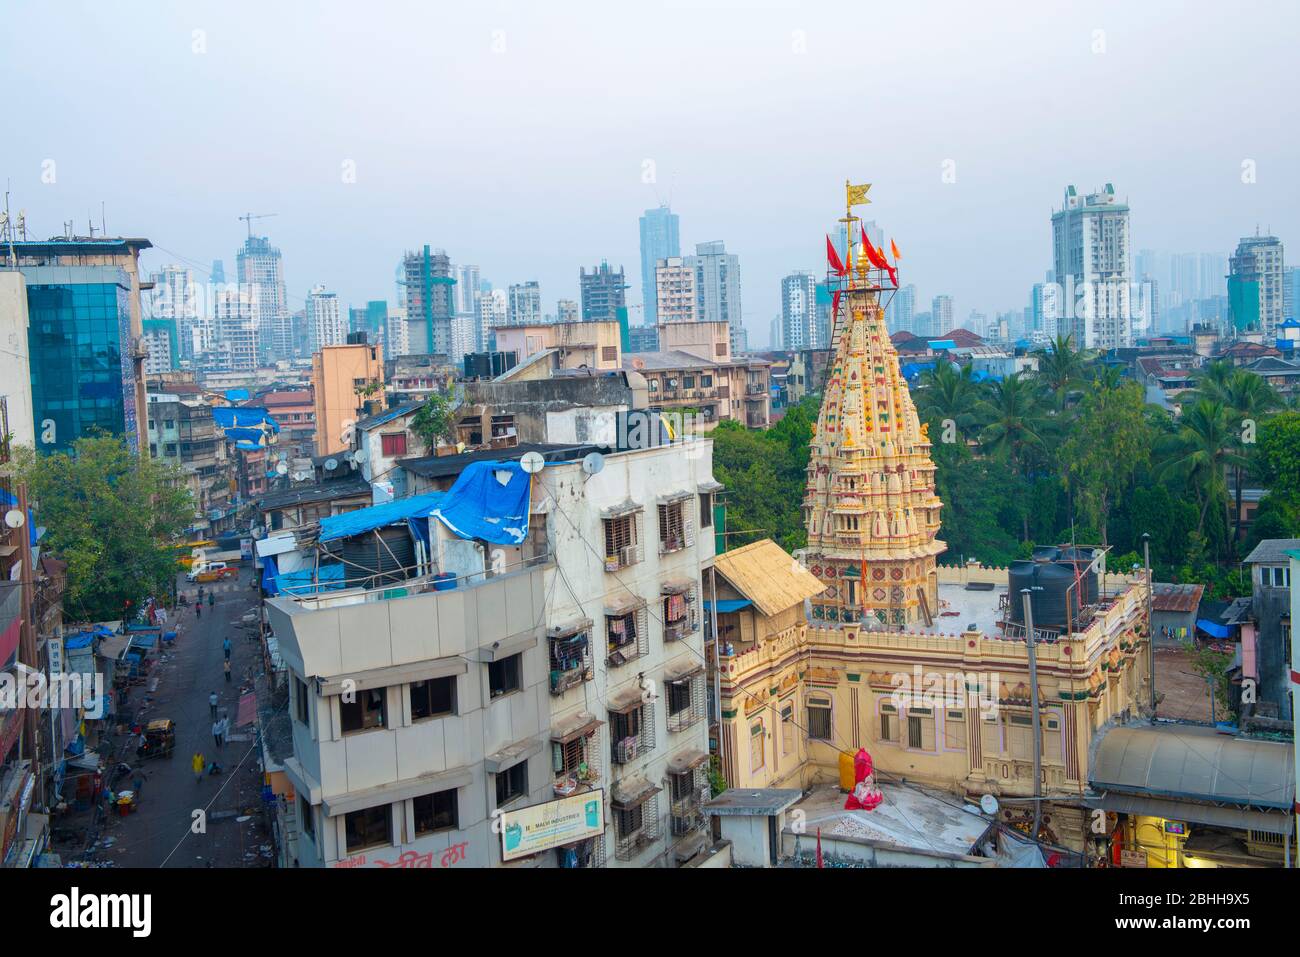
xmin=208 ymin=591 xmax=214 ymax=608
xmin=195 ymin=602 xmax=201 ymax=619
xmin=219 ymin=715 xmax=229 ymax=745
xmin=132 ymin=769 xmax=144 ymax=796
xmin=209 ymin=690 xmax=219 ymax=720
xmin=192 ymin=752 xmax=205 ymax=784
xmin=212 ymin=717 xmax=224 ymax=749
xmin=222 ymin=637 xmax=231 ymax=660
xmin=223 ymin=659 xmax=232 ymax=682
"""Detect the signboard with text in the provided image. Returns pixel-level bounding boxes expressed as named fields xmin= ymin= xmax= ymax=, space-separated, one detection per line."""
xmin=500 ymin=789 xmax=605 ymax=861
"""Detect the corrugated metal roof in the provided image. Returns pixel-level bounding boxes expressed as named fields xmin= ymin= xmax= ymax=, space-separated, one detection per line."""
xmin=1151 ymin=582 xmax=1204 ymax=613
xmin=1091 ymin=724 xmax=1294 ymax=809
xmin=1243 ymin=538 xmax=1300 ymax=564
xmin=712 ymin=539 xmax=825 ymax=617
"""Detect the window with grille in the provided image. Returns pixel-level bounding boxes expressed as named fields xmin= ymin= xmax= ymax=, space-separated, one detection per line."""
xmin=601 ymin=345 xmax=618 ymax=362
xmin=808 ymin=701 xmax=832 ymax=741
xmin=1007 ymin=713 xmax=1033 ymax=759
xmin=380 ymin=432 xmax=408 ymax=456
xmin=668 ymin=680 xmax=691 ymax=717
xmin=666 ymin=672 xmax=704 ymax=732
xmin=606 ymin=607 xmax=647 ymax=666
xmin=662 ymin=586 xmax=696 ymax=640
xmin=603 ymin=514 xmax=639 ymax=568
xmin=341 ymin=687 xmax=387 ymax=734
xmin=879 ymin=702 xmax=897 ymax=742
xmin=658 ymin=499 xmax=691 ymax=553
xmin=548 ymin=628 xmax=591 ymax=694
xmin=945 ymin=710 xmax=967 ymax=750
xmin=553 ymin=732 xmax=596 ymax=780
xmin=413 ymin=789 xmax=458 ymax=835
xmin=610 ymin=701 xmax=654 ymax=762
xmin=699 ymin=493 xmax=712 ymax=528
xmin=781 ymin=704 xmax=795 ymax=754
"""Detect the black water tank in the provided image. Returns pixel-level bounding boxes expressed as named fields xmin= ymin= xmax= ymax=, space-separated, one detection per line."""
xmin=340 ymin=526 xmax=416 ymax=589
xmin=1008 ymin=561 xmax=1036 ymax=623
xmin=1034 ymin=562 xmax=1076 ymax=631
xmin=1031 ymin=545 xmax=1060 ymax=562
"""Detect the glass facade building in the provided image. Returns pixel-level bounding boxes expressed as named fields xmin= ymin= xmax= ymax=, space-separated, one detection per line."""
xmin=23 ymin=266 xmax=137 ymax=454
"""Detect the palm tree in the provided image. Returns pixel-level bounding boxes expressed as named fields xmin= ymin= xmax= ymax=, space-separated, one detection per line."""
xmin=978 ymin=374 xmax=1051 ymax=540
xmin=1194 ymin=368 xmax=1280 ymax=541
xmin=1034 ymin=333 xmax=1096 ymax=410
xmin=1155 ymin=399 xmax=1246 ymax=553
xmin=914 ymin=361 xmax=987 ymax=442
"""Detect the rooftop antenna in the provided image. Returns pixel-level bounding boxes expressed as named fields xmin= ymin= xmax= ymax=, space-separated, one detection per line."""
xmin=101 ymin=201 xmax=106 ymax=237
xmin=239 ymin=212 xmax=278 ymax=241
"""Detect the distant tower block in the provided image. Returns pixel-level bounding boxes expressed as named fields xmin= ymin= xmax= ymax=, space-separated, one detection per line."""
xmin=804 ymin=188 xmax=945 ymax=629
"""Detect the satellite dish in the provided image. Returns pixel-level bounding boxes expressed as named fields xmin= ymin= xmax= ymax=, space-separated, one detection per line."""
xmin=275 ymin=461 xmax=289 ymax=475
xmin=979 ymin=794 xmax=1000 ymax=816
xmin=251 ymin=525 xmax=266 ymax=539
xmin=291 ymin=471 xmax=310 ymax=482
xmin=631 ymin=357 xmax=645 ymax=370
xmin=581 ymin=452 xmax=605 ymax=476
xmin=3 ymin=509 xmax=24 ymax=529
xmin=323 ymin=457 xmax=338 ymax=471
xmin=352 ymin=443 xmax=369 ymax=463
xmin=519 ymin=451 xmax=545 ymax=474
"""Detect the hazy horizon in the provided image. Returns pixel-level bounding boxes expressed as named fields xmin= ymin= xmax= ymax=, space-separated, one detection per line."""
xmin=3 ymin=0 xmax=1296 ymax=345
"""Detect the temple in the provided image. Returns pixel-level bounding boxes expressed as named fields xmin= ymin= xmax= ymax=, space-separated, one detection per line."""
xmin=708 ymin=183 xmax=1156 ymax=859
xmin=803 ymin=192 xmax=945 ymax=628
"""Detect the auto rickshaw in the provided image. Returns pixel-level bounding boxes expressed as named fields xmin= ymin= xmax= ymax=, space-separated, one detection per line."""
xmin=136 ymin=719 xmax=176 ymax=760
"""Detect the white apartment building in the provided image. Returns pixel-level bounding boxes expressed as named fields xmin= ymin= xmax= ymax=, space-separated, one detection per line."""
xmin=385 ymin=304 xmax=410 ymax=358
xmin=1051 ymin=183 xmax=1133 ymax=349
xmin=655 ymin=257 xmax=697 ymax=324
xmin=209 ymin=284 xmax=258 ymax=372
xmin=691 ymin=241 xmax=743 ymax=355
xmin=508 ymin=281 xmax=542 ymax=327
xmin=477 ymin=289 xmax=507 ymax=353
xmin=780 ymin=271 xmax=820 ymax=350
xmin=150 ymin=264 xmax=202 ymax=363
xmin=931 ymin=295 xmax=954 ymax=336
xmin=264 ymin=430 xmax=718 ymax=868
xmin=307 ymin=285 xmax=346 ymax=351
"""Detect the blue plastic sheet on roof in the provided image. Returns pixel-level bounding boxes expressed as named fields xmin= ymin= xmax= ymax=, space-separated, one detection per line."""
xmin=318 ymin=492 xmax=446 ymax=543
xmin=1196 ymin=618 xmax=1233 ymax=639
xmin=212 ymin=407 xmax=280 ymax=433
xmin=704 ymin=599 xmax=752 ymax=613
xmin=277 ymin=563 xmax=346 ymax=596
xmin=64 ymin=633 xmax=96 ymax=650
xmin=225 ymin=426 xmax=268 ymax=446
xmin=429 ymin=460 xmax=531 ymax=545
xmin=224 ymin=389 xmax=251 ymax=402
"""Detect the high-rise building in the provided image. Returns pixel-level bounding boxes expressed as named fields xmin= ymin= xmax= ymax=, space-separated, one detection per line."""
xmin=363 ymin=300 xmax=387 ymax=342
xmin=209 ymin=284 xmax=258 ymax=373
xmin=9 ymin=237 xmax=151 ymax=454
xmin=579 ymin=261 xmax=627 ymax=323
xmin=638 ymin=204 xmax=680 ymax=325
xmin=477 ymin=288 xmax=507 ymax=352
xmin=556 ymin=299 xmax=579 ymax=323
xmin=1284 ymin=266 xmax=1299 ymax=322
xmin=931 ymin=295 xmax=954 ymax=336
xmin=307 ymin=285 xmax=346 ymax=351
xmin=780 ymin=270 xmax=821 ymax=350
xmin=453 ymin=264 xmax=482 ymax=361
xmin=400 ymin=246 xmax=456 ymax=354
xmin=150 ymin=264 xmax=202 ymax=364
xmin=888 ymin=283 xmax=916 ymax=333
xmin=236 ymin=235 xmax=290 ymax=362
xmin=454 ymin=264 xmax=481 ymax=317
xmin=655 ymin=257 xmax=697 ymax=324
xmin=385 ymin=304 xmax=410 ymax=358
xmin=691 ymin=241 xmax=743 ymax=353
xmin=507 ymin=281 xmax=541 ymax=326
xmin=1228 ymin=233 xmax=1285 ymax=335
xmin=1051 ymin=183 xmax=1133 ymax=349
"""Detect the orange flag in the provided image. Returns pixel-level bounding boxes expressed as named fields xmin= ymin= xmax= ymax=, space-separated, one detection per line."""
xmin=890 ymin=238 xmax=901 ymax=261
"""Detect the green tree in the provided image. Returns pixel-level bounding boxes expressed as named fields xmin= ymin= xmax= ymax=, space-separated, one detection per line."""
xmin=1196 ymin=368 xmax=1281 ymax=541
xmin=1155 ymin=400 xmax=1244 ymax=557
xmin=16 ymin=436 xmax=193 ymax=621
xmin=409 ymin=391 xmax=458 ymax=452
xmin=1058 ymin=376 xmax=1151 ymax=547
xmin=1033 ymin=333 xmax=1096 ymax=410
xmin=914 ymin=361 xmax=988 ymax=441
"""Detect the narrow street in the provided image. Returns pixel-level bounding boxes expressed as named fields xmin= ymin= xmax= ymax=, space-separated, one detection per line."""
xmin=90 ymin=566 xmax=273 ymax=867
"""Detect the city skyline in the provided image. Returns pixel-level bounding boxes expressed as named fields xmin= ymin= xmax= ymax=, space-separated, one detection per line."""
xmin=2 ymin=1 xmax=1296 ymax=347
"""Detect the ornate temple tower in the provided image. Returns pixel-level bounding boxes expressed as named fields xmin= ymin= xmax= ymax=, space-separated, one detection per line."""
xmin=803 ymin=185 xmax=946 ymax=628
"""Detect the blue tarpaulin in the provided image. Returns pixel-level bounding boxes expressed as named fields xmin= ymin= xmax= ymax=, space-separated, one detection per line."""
xmin=429 ymin=460 xmax=531 ymax=545
xmin=212 ymin=407 xmax=280 ymax=433
xmin=260 ymin=555 xmax=280 ymax=595
xmin=224 ymin=389 xmax=251 ymax=402
xmin=277 ymin=563 xmax=346 ymax=596
xmin=704 ymin=599 xmax=753 ymax=613
xmin=318 ymin=492 xmax=446 ymax=543
xmin=1196 ymin=618 xmax=1233 ymax=639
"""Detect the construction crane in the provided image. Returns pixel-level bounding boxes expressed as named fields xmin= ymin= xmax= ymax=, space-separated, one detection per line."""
xmin=238 ymin=212 xmax=278 ymax=240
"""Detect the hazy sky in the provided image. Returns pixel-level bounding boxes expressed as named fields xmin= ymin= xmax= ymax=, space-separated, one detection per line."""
xmin=3 ymin=0 xmax=1296 ymax=344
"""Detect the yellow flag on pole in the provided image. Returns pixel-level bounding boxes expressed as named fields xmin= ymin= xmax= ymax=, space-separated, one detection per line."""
xmin=846 ymin=182 xmax=872 ymax=207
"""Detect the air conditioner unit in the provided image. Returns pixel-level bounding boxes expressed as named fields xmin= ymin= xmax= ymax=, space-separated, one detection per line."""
xmin=616 ymin=737 xmax=638 ymax=763
xmin=620 ymin=544 xmax=639 ymax=566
